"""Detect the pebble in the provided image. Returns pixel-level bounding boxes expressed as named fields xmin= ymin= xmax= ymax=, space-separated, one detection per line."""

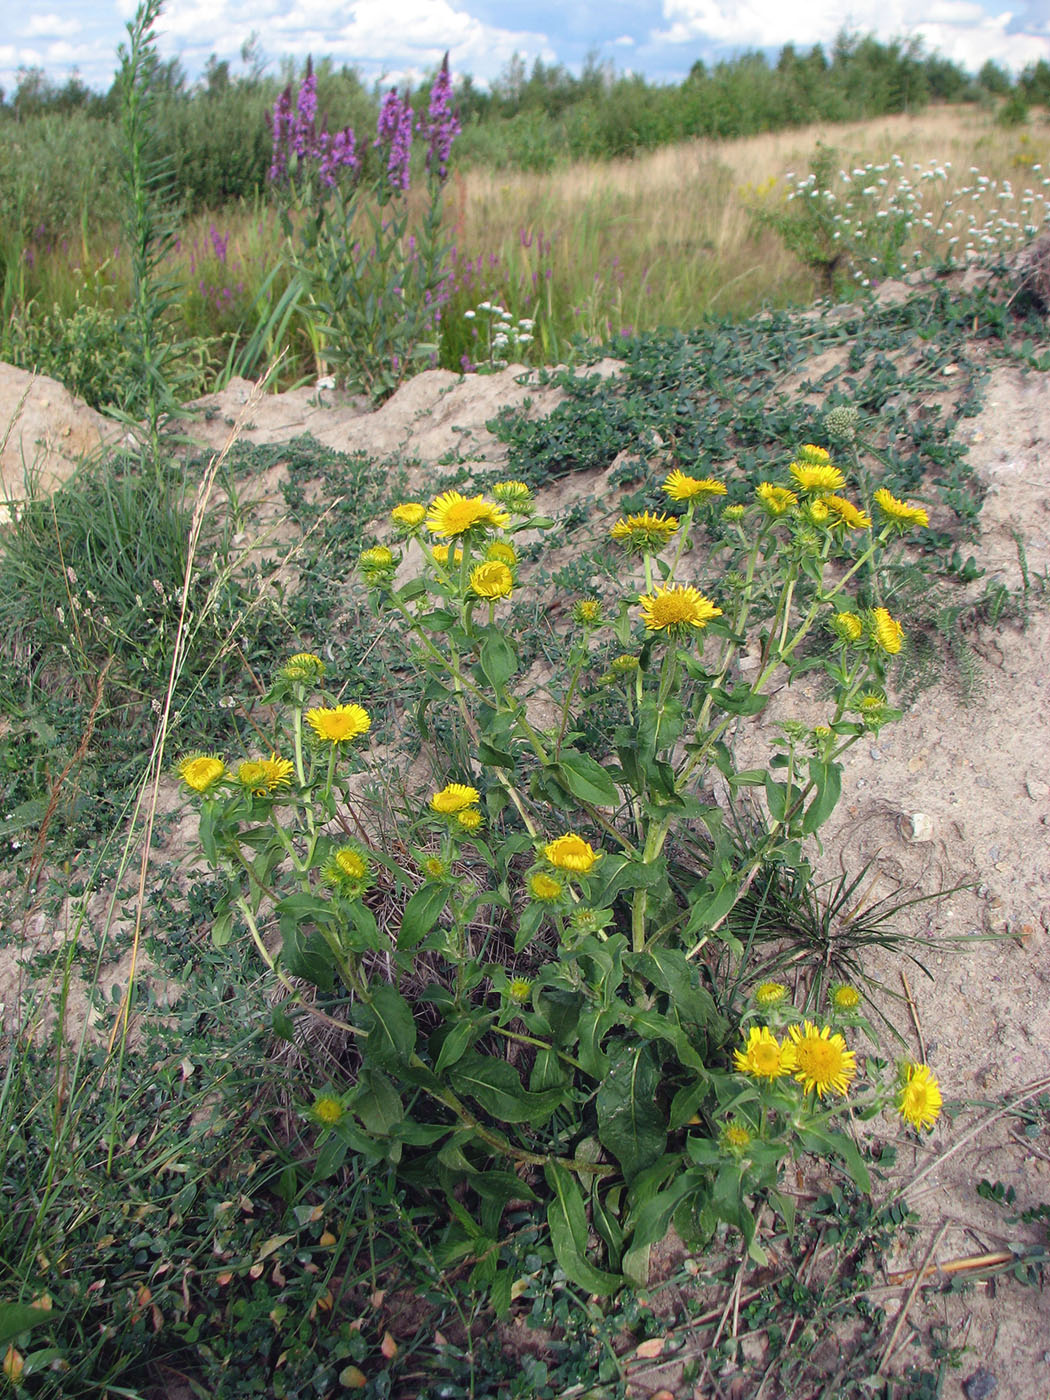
xmin=963 ymin=1368 xmax=997 ymax=1400
xmin=1026 ymin=776 xmax=1049 ymax=801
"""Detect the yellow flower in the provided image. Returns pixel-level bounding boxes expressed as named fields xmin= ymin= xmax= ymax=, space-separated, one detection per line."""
xmin=359 ymin=546 xmax=394 ymax=569
xmin=824 ymin=494 xmax=871 ymax=530
xmin=176 ymin=753 xmax=225 ymax=793
xmin=544 ymin=833 xmax=601 ymax=874
xmin=753 ymin=981 xmax=788 ymax=1009
xmin=830 ymin=611 xmax=864 ymax=644
xmin=720 ymin=1120 xmax=753 ymax=1154
xmin=456 ymin=808 xmax=483 ymax=832
xmin=310 ymin=1094 xmax=345 ymax=1127
xmin=857 ymin=690 xmax=886 ymax=712
xmin=756 ymin=482 xmax=798 ymax=515
xmin=787 ymin=1021 xmax=856 ymax=1098
xmin=789 ymin=461 xmax=846 ymax=494
xmin=610 ymin=510 xmax=680 ymax=552
xmin=430 ymin=782 xmax=480 ymax=814
xmin=528 ymin=871 xmax=564 ymax=902
xmin=486 ymin=540 xmax=517 ymax=566
xmin=722 ymin=503 xmax=746 ymax=522
xmin=423 ymin=856 xmax=448 ymax=880
xmin=469 ymin=560 xmax=514 ymax=600
xmin=573 ymin=598 xmax=603 ymax=625
xmin=796 ymin=444 xmax=832 ymax=464
xmin=639 ymin=584 xmax=722 ymax=633
xmin=874 ymin=488 xmax=929 ymax=529
xmin=610 ymin=654 xmax=639 ymax=673
xmin=870 ymin=607 xmax=905 ymax=655
xmin=492 ymin=480 xmax=532 ymax=508
xmin=323 ymin=846 xmax=372 ymax=894
xmin=662 ymin=469 xmax=727 ymax=501
xmin=306 ymin=704 xmax=371 ymax=744
xmin=507 ymin=976 xmax=532 ymax=1003
xmin=829 ymin=983 xmax=861 ymax=1012
xmin=897 ymin=1063 xmax=942 ymax=1131
xmin=733 ymin=1026 xmax=795 ymax=1081
xmin=426 ymin=490 xmax=509 ymax=538
xmin=806 ymin=498 xmax=830 ymax=524
xmin=431 ymin=544 xmax=463 ymax=567
xmin=280 ymin=652 xmax=325 ymax=682
xmin=391 ymin=501 xmax=426 ymax=529
xmin=237 ymin=754 xmax=295 ymax=796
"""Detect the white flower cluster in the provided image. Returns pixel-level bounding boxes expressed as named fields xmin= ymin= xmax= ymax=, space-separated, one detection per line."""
xmin=465 ymin=301 xmax=535 ymax=369
xmin=784 ymin=154 xmax=1050 ymax=286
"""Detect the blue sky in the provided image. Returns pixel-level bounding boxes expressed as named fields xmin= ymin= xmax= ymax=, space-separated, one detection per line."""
xmin=2 ymin=0 xmax=1048 ymax=98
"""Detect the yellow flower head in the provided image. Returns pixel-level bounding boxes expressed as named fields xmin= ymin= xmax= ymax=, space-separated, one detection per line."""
xmin=427 ymin=490 xmax=509 ymax=538
xmin=869 ymin=607 xmax=905 ymax=655
xmin=610 ymin=510 xmax=680 ymax=552
xmin=469 ymin=560 xmax=514 ymax=600
xmin=310 ymin=1094 xmax=345 ymax=1127
xmin=610 ymin=654 xmax=640 ymax=673
xmin=733 ymin=1026 xmax=795 ymax=1081
xmin=756 ymin=482 xmax=798 ymax=516
xmin=423 ymin=855 xmax=449 ymax=880
xmin=431 ymin=544 xmax=463 ymax=567
xmin=795 ymin=443 xmax=832 ymax=464
xmin=722 ymin=503 xmax=747 ymax=522
xmin=662 ymin=469 xmax=727 ymax=502
xmin=486 ymin=540 xmax=517 ymax=566
xmin=359 ymin=546 xmax=394 ymax=569
xmin=544 ymin=833 xmax=601 ymax=874
xmin=753 ymin=981 xmax=788 ymax=1009
xmin=237 ymin=754 xmax=295 ymax=796
xmin=323 ymin=846 xmax=372 ymax=894
xmin=306 ymin=704 xmax=371 ymax=744
xmin=806 ymin=498 xmax=830 ymax=525
xmin=824 ymin=495 xmax=871 ymax=530
xmin=430 ymin=782 xmax=480 ymax=814
xmin=507 ymin=976 xmax=532 ymax=1003
xmin=639 ymin=585 xmax=722 ymax=634
xmin=720 ymin=1120 xmax=753 ymax=1154
xmin=830 ymin=611 xmax=864 ymax=644
xmin=874 ymin=488 xmax=929 ymax=529
xmin=856 ymin=690 xmax=886 ymax=713
xmin=391 ymin=501 xmax=426 ymax=529
xmin=897 ymin=1063 xmax=942 ymax=1131
xmin=176 ymin=753 xmax=225 ymax=793
xmin=787 ymin=1021 xmax=856 ymax=1098
xmin=528 ymin=871 xmax=564 ymax=902
xmin=456 ymin=807 xmax=484 ymax=832
xmin=492 ymin=480 xmax=533 ymax=511
xmin=789 ymin=460 xmax=846 ymax=495
xmin=573 ymin=598 xmax=603 ymax=626
xmin=829 ymin=983 xmax=861 ymax=1013
xmin=279 ymin=652 xmax=325 ymax=682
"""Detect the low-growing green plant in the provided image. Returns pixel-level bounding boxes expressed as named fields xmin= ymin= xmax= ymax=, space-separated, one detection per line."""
xmin=175 ymin=437 xmax=946 ymax=1293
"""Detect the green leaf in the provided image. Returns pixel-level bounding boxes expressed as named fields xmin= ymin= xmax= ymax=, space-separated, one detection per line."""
xmin=399 ymin=882 xmax=449 ymax=950
xmin=0 ymin=1304 xmax=51 ymax=1349
xmin=450 ymin=1054 xmax=563 ymax=1126
xmin=799 ymin=1124 xmax=872 ymax=1193
xmin=356 ymin=982 xmax=416 ymax=1068
xmin=280 ymin=922 xmax=335 ymax=993
xmin=710 ymin=684 xmax=768 ymax=716
xmin=434 ymin=1018 xmax=477 ymax=1075
xmin=552 ymin=749 xmax=620 ymax=807
xmin=596 ymin=1042 xmax=667 ymax=1181
xmin=480 ymin=630 xmax=517 ymax=690
xmin=544 ymin=1162 xmax=621 ymax=1296
xmin=802 ymin=759 xmax=842 ymax=833
xmin=764 ymin=773 xmax=789 ymax=823
xmin=536 ymin=985 xmax=584 ymax=1046
xmin=211 ymin=910 xmax=233 ymax=948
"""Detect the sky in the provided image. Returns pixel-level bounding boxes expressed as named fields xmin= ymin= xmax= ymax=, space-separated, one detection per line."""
xmin=2 ymin=0 xmax=1049 ymax=99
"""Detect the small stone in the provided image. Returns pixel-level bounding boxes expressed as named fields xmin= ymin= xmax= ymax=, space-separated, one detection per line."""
xmin=902 ymin=812 xmax=934 ymax=842
xmin=1026 ymin=776 xmax=1049 ymax=801
xmin=963 ymin=1367 xmax=997 ymax=1400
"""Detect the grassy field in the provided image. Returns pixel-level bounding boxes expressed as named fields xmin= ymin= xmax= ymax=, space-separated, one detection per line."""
xmin=6 ymin=103 xmax=1048 ymax=399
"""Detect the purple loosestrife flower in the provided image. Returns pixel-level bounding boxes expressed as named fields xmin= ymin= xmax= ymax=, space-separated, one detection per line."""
xmin=419 ymin=53 xmax=460 ymax=182
xmin=376 ymin=89 xmax=413 ymax=191
xmin=293 ymin=61 xmax=318 ymax=158
xmin=269 ymin=84 xmax=293 ymax=183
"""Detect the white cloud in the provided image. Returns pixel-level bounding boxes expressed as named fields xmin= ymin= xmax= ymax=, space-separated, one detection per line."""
xmin=20 ymin=13 xmax=82 ymax=38
xmin=612 ymin=33 xmax=636 ymax=45
xmin=654 ymin=0 xmax=1050 ymax=71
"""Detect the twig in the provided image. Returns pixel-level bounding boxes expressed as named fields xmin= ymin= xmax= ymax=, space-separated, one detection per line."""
xmin=886 ymin=1249 xmax=1014 ymax=1286
xmin=877 ymin=1220 xmax=949 ymax=1374
xmin=899 ymin=969 xmax=926 ymax=1062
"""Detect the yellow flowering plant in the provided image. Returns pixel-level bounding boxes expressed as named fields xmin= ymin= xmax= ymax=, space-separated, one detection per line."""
xmin=178 ymin=439 xmax=936 ymax=1296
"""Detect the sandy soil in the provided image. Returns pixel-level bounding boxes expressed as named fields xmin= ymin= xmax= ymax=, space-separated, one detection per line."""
xmin=1 ymin=335 xmax=1048 ymax=1396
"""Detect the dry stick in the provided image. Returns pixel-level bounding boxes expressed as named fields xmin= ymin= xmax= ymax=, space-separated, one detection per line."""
xmin=886 ymin=1250 xmax=1015 ymax=1287
xmin=108 ymin=384 xmax=272 ymax=1053
xmin=899 ymin=968 xmax=926 ymax=1063
xmin=877 ymin=1219 xmax=949 ymax=1375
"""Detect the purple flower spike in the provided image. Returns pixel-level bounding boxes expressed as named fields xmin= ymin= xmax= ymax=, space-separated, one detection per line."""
xmin=419 ymin=53 xmax=460 ymax=183
xmin=375 ymin=89 xmax=413 ymax=191
xmin=292 ymin=61 xmax=318 ymax=159
xmin=269 ymin=84 xmax=293 ymax=183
